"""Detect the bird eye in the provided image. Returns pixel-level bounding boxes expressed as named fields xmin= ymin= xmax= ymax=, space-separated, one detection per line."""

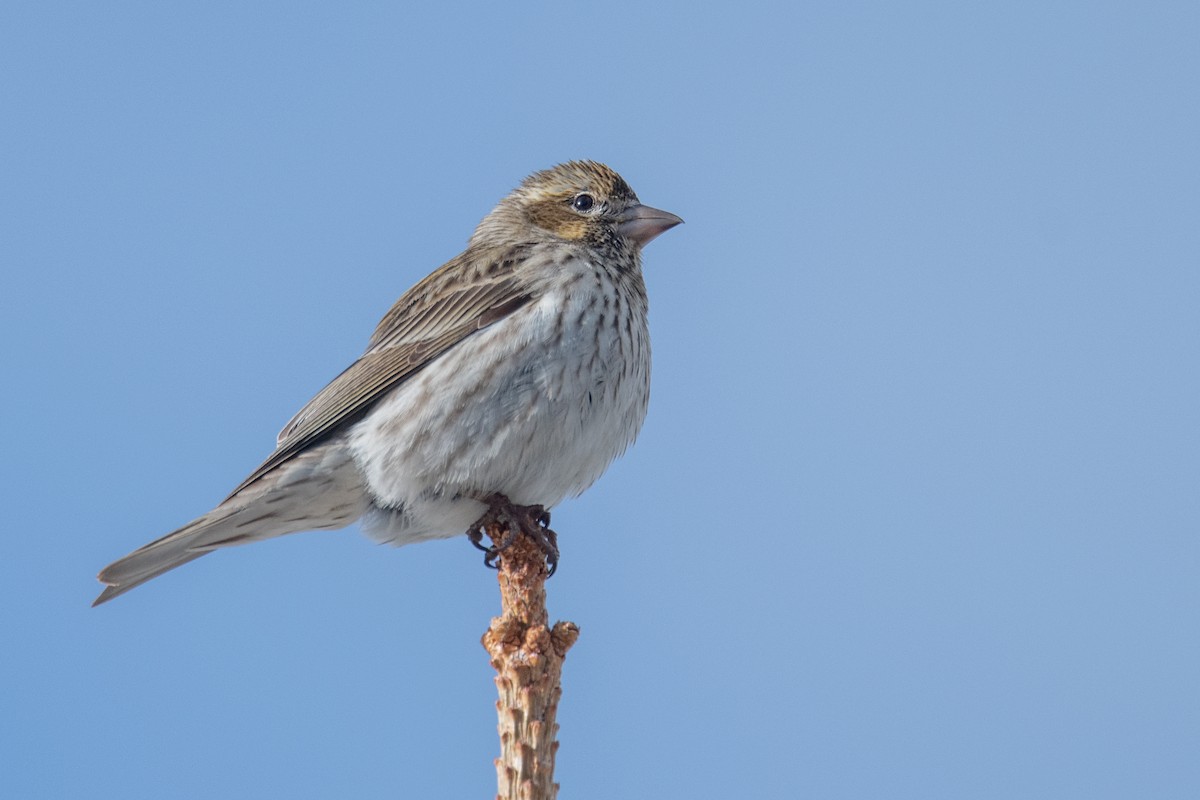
xmin=571 ymin=194 xmax=595 ymax=212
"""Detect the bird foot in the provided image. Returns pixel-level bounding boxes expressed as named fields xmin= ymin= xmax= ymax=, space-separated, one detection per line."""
xmin=467 ymin=493 xmax=559 ymax=576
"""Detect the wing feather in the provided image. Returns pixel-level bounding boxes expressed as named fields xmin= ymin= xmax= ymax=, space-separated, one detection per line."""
xmin=225 ymin=249 xmax=533 ymax=499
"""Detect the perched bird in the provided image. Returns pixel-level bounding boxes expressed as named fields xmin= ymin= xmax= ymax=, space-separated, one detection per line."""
xmin=94 ymin=161 xmax=681 ymax=605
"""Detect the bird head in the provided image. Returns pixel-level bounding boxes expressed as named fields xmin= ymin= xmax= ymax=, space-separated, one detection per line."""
xmin=471 ymin=161 xmax=682 ymax=252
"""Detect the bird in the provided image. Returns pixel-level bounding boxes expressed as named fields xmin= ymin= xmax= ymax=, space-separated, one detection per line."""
xmin=93 ymin=161 xmax=682 ymax=606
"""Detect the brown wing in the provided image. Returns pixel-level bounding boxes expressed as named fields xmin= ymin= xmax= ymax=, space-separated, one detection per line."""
xmin=364 ymin=249 xmax=530 ymax=351
xmin=225 ymin=249 xmax=532 ymax=499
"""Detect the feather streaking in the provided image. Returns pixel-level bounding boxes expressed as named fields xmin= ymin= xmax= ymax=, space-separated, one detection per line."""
xmin=94 ymin=161 xmax=681 ymax=605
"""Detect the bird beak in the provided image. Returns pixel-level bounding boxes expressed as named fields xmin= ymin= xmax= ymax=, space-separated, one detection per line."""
xmin=616 ymin=204 xmax=684 ymax=247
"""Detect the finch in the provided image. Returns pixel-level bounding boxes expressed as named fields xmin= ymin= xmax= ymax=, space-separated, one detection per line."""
xmin=94 ymin=161 xmax=681 ymax=605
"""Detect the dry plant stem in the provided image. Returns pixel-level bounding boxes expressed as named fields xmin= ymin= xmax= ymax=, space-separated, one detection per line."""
xmin=481 ymin=518 xmax=579 ymax=800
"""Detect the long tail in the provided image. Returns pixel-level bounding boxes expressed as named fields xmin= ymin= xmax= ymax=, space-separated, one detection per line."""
xmin=93 ymin=513 xmax=233 ymax=606
xmin=94 ymin=444 xmax=367 ymax=606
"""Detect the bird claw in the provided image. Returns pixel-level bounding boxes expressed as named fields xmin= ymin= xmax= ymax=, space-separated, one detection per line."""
xmin=466 ymin=523 xmax=511 ymax=569
xmin=466 ymin=494 xmax=559 ymax=575
xmin=467 ymin=527 xmax=487 ymax=552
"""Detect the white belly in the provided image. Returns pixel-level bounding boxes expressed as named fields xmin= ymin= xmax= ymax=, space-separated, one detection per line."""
xmin=347 ymin=278 xmax=650 ymax=545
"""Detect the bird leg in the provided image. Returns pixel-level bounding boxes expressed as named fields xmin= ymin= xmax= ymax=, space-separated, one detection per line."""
xmin=467 ymin=493 xmax=559 ymax=576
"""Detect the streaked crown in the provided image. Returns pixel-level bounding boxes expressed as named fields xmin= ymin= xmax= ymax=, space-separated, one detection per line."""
xmin=471 ymin=161 xmax=641 ymax=247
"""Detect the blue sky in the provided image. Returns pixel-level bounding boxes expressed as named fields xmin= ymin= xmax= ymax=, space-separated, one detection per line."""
xmin=3 ymin=2 xmax=1198 ymax=798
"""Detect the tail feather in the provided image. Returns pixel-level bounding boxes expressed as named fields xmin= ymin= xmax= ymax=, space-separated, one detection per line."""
xmin=93 ymin=551 xmax=210 ymax=606
xmin=93 ymin=443 xmax=367 ymax=605
xmin=93 ymin=505 xmax=250 ymax=606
